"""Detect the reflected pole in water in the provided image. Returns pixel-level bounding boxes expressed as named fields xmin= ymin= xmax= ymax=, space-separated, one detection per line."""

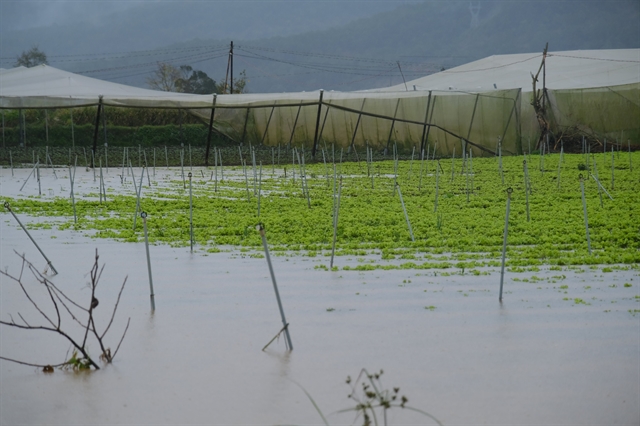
xmin=141 ymin=211 xmax=156 ymax=311
xmin=4 ymin=202 xmax=58 ymax=275
xmin=257 ymin=224 xmax=292 ymax=351
xmin=499 ymin=187 xmax=513 ymax=302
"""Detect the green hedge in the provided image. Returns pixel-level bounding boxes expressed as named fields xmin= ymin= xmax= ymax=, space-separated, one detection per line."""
xmin=0 ymin=124 xmax=233 ymax=148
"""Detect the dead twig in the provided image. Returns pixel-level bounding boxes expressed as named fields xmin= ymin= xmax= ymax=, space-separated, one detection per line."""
xmin=0 ymin=249 xmax=130 ymax=370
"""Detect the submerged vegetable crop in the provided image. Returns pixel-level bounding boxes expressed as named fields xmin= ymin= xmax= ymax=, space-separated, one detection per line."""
xmin=4 ymin=151 xmax=640 ymax=269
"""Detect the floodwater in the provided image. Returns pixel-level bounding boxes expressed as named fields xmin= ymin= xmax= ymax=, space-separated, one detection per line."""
xmin=1 ymin=166 xmax=639 ymax=425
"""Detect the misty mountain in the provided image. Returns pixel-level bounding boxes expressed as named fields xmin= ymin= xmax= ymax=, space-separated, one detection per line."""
xmin=1 ymin=1 xmax=416 ymax=55
xmin=2 ymin=1 xmax=638 ymax=93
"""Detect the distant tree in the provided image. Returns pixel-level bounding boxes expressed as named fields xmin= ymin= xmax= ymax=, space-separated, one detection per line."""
xmin=146 ymin=62 xmax=181 ymax=92
xmin=175 ymin=65 xmax=217 ymax=94
xmin=219 ymin=70 xmax=248 ymax=94
xmin=147 ymin=62 xmax=247 ymax=94
xmin=15 ymin=46 xmax=48 ymax=68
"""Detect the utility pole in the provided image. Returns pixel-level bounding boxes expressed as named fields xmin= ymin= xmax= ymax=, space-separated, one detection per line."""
xmin=230 ymin=41 xmax=234 ymax=94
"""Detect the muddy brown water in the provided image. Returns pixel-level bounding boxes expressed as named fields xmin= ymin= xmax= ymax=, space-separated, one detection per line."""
xmin=1 ymin=167 xmax=639 ymax=425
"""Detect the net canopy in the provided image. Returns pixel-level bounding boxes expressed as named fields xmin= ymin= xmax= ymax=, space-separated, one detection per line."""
xmin=1 ymin=49 xmax=638 ymax=155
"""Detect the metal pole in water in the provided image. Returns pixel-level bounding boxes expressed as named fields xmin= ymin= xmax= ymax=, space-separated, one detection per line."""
xmin=434 ymin=160 xmax=440 ymax=213
xmin=165 ymin=146 xmax=169 ymax=169
xmin=188 ymin=173 xmax=194 ymax=252
xmin=10 ymin=150 xmax=14 ymax=177
xmin=180 ymin=145 xmax=185 ymax=189
xmin=523 ymin=160 xmax=530 ymax=222
xmin=252 ymin=148 xmax=257 ymax=195
xmin=396 ymin=183 xmax=415 ymax=242
xmin=419 ymin=148 xmax=425 ymax=191
xmin=141 ymin=212 xmax=156 ymax=311
xmin=20 ymin=162 xmax=38 ymax=192
xmin=257 ymin=162 xmax=263 ymax=217
xmin=593 ymin=161 xmax=603 ymax=207
xmin=450 ymin=146 xmax=455 ymax=183
xmin=153 ymin=148 xmax=156 ymax=178
xmin=214 ymin=147 xmax=218 ymax=191
xmin=611 ymin=146 xmax=615 ymax=190
xmin=257 ymin=224 xmax=292 ymax=351
xmin=132 ymin=165 xmax=144 ymax=230
xmin=408 ymin=145 xmax=415 ymax=180
xmin=499 ymin=187 xmax=513 ymax=302
xmin=4 ymin=202 xmax=59 ymax=275
xmin=143 ymin=150 xmax=151 ymax=187
xmin=69 ymin=164 xmax=78 ymax=223
xmin=104 ymin=143 xmax=108 ymax=173
xmin=330 ymin=176 xmax=343 ymax=269
xmin=99 ymin=158 xmax=104 ymax=203
xmin=579 ymin=175 xmax=592 ymax=255
xmin=121 ymin=147 xmax=126 ymax=177
xmin=218 ymin=149 xmax=223 ymax=181
xmin=556 ymin=146 xmax=564 ymax=189
xmin=243 ymin=161 xmax=251 ymax=202
xmin=322 ymin=149 xmax=329 ymax=187
xmin=91 ymin=150 xmax=96 ymax=181
xmin=36 ymin=157 xmax=41 ymax=196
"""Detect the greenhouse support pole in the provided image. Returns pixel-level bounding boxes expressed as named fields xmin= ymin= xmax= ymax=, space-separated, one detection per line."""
xmin=387 ymin=99 xmax=401 ymax=152
xmin=466 ymin=94 xmax=480 ymax=141
xmin=311 ymin=90 xmax=324 ymax=158
xmin=92 ymin=96 xmax=103 ymax=169
xmin=420 ymin=91 xmax=433 ymax=153
xmin=261 ymin=104 xmax=276 ymax=145
xmin=288 ymin=105 xmax=302 ymax=149
xmin=241 ymin=108 xmax=250 ymax=144
xmin=349 ymin=99 xmax=366 ymax=155
xmin=204 ymin=94 xmax=217 ymax=166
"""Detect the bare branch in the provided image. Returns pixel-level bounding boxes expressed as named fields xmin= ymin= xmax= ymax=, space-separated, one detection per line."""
xmin=1 ymin=249 xmax=129 ymax=371
xmin=101 ymin=276 xmax=128 ymax=340
xmin=0 ymin=356 xmax=70 ymax=370
xmin=111 ymin=317 xmax=131 ymax=362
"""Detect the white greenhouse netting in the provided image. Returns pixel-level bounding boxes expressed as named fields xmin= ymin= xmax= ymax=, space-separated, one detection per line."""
xmin=1 ymin=48 xmax=638 ymax=156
